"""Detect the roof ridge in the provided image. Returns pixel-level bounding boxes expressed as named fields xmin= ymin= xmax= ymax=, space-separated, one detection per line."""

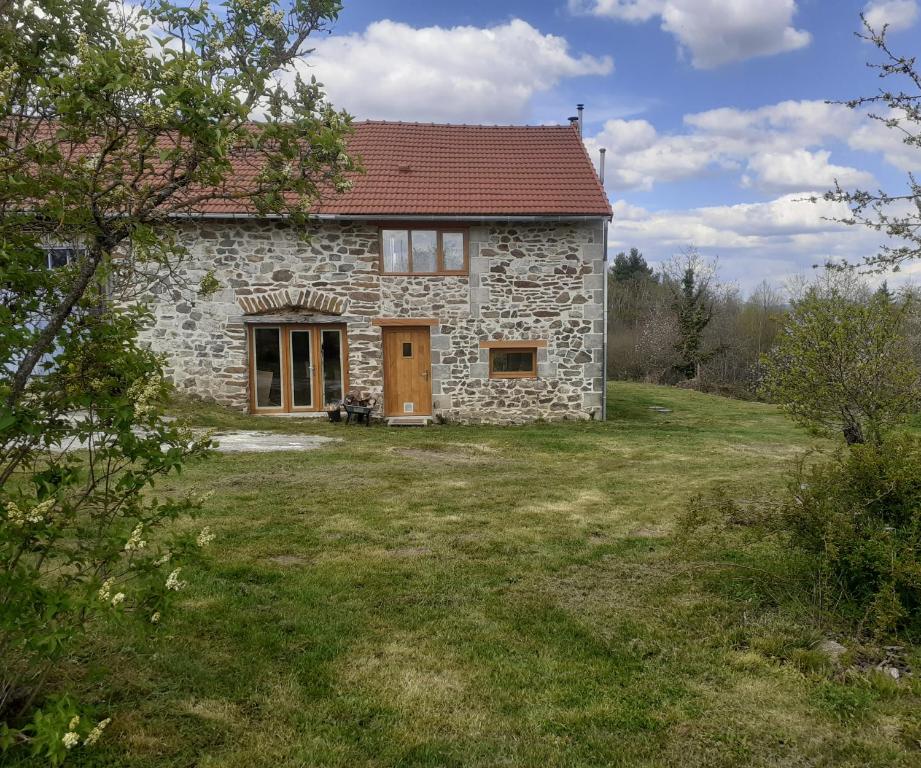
xmin=354 ymin=119 xmax=574 ymax=130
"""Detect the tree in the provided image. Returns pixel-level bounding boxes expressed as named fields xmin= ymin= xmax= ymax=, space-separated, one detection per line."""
xmin=606 ymin=248 xmax=666 ymax=378
xmin=663 ymin=251 xmax=714 ymax=380
xmin=1 ymin=0 xmax=352 ymax=760
xmin=610 ymin=248 xmax=655 ymax=283
xmin=822 ymin=16 xmax=921 ymax=271
xmin=761 ymin=276 xmax=921 ymax=445
xmin=1 ymin=0 xmax=353 ymax=401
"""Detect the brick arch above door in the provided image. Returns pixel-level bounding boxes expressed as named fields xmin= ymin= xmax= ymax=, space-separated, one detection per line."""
xmin=237 ymin=288 xmax=348 ymax=316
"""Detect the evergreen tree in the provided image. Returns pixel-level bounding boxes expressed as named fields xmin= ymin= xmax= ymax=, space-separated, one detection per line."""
xmin=668 ymin=259 xmax=714 ymax=380
xmin=611 ymin=248 xmax=655 ymax=283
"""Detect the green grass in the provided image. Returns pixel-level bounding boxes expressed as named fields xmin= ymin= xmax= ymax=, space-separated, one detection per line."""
xmin=31 ymin=383 xmax=921 ymax=766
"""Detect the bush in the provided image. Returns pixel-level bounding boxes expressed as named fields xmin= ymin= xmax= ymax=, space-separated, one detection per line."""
xmin=677 ymin=436 xmax=921 ymax=640
xmin=1 ymin=308 xmax=212 ymax=763
xmin=761 ymin=284 xmax=920 ymax=445
xmin=785 ymin=436 xmax=921 ymax=637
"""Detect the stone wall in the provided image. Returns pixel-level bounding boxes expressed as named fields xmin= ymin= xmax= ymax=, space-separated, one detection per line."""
xmin=135 ymin=218 xmax=606 ymax=423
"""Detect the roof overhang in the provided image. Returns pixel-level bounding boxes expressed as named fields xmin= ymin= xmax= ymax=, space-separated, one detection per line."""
xmin=167 ymin=212 xmax=612 ymax=223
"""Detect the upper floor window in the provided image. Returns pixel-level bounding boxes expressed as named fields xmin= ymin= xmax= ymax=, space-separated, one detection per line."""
xmin=44 ymin=246 xmax=84 ymax=269
xmin=380 ymin=228 xmax=468 ymax=275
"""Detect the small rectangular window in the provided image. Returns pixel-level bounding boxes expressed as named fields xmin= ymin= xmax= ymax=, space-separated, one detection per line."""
xmin=45 ymin=247 xmax=80 ymax=269
xmin=382 ymin=230 xmax=409 ymax=272
xmin=411 ymin=230 xmax=437 ymax=273
xmin=489 ymin=348 xmax=537 ymax=379
xmin=402 ymin=342 xmax=413 ymax=358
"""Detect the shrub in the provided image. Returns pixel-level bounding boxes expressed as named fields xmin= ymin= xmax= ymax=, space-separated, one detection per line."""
xmin=761 ymin=284 xmax=921 ymax=445
xmin=784 ymin=436 xmax=921 ymax=637
xmin=0 ymin=309 xmax=212 ymax=763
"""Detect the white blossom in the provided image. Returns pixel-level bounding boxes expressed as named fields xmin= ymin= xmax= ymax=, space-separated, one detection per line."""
xmin=154 ymin=552 xmax=172 ymax=566
xmin=5 ymin=499 xmax=55 ymax=526
xmin=98 ymin=578 xmax=114 ymax=602
xmin=124 ymin=523 xmax=147 ymax=552
xmin=62 ymin=731 xmax=80 ymax=749
xmin=26 ymin=498 xmax=55 ymax=524
xmin=196 ymin=526 xmax=215 ymax=547
xmin=165 ymin=567 xmax=186 ymax=591
xmin=83 ymin=718 xmax=111 ymax=747
xmin=126 ymin=377 xmax=162 ymax=420
xmin=150 ymin=611 xmax=161 ymax=624
xmin=4 ymin=501 xmax=24 ymax=527
xmin=68 ymin=715 xmax=80 ymax=731
xmin=110 ymin=592 xmax=126 ymax=607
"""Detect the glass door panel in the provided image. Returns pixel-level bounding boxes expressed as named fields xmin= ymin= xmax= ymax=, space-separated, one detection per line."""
xmin=321 ymin=329 xmax=344 ymax=405
xmin=289 ymin=330 xmax=313 ymax=408
xmin=253 ymin=327 xmax=282 ymax=408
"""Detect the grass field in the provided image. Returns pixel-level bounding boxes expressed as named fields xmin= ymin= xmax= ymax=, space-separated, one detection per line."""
xmin=30 ymin=383 xmax=921 ymax=767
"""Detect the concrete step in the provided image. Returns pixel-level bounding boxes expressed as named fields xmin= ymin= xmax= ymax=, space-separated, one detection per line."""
xmin=386 ymin=416 xmax=433 ymax=427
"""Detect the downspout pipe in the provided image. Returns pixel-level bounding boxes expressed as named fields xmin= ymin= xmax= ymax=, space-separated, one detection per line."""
xmin=599 ymin=148 xmax=608 ymax=421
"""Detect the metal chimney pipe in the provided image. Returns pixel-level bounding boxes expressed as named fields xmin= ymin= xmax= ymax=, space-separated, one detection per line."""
xmin=576 ymin=104 xmax=584 ymax=137
xmin=599 ymin=148 xmax=606 ymax=185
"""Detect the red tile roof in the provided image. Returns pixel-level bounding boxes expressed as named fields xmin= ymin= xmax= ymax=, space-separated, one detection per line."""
xmin=201 ymin=121 xmax=612 ymax=218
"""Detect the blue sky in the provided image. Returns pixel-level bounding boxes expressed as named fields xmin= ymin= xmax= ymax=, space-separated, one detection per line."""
xmin=300 ymin=0 xmax=921 ymax=291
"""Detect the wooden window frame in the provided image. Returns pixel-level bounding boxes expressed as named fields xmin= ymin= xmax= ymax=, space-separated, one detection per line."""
xmin=248 ymin=323 xmax=349 ymax=414
xmin=44 ymin=246 xmax=85 ymax=269
xmin=379 ymin=227 xmax=469 ymax=276
xmin=487 ymin=346 xmax=539 ymax=380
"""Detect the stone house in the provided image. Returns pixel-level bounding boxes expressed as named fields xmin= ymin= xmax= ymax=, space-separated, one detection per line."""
xmin=138 ymin=121 xmax=612 ymax=424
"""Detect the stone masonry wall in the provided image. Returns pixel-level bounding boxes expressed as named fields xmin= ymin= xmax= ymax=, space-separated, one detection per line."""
xmin=135 ymin=218 xmax=606 ymax=424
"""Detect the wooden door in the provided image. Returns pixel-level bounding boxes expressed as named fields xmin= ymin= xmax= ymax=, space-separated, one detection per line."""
xmin=382 ymin=326 xmax=432 ymax=416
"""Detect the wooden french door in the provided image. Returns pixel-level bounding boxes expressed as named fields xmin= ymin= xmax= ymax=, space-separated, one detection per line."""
xmin=382 ymin=326 xmax=432 ymax=416
xmin=249 ymin=324 xmax=348 ymax=413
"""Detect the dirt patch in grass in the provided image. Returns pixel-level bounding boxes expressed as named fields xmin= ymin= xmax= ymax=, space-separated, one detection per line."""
xmin=383 ymin=546 xmax=432 ymax=558
xmin=731 ymin=442 xmax=808 ymax=460
xmin=446 ymin=441 xmax=499 ymax=455
xmin=627 ymin=526 xmax=670 ymax=539
xmin=183 ymin=697 xmax=243 ymax=725
xmin=338 ymin=635 xmax=494 ymax=740
xmin=264 ymin=554 xmax=311 ymax=567
xmin=389 ymin=447 xmax=483 ymax=464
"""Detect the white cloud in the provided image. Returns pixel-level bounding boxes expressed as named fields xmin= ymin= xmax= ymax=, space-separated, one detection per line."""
xmin=574 ymin=0 xmax=811 ymax=69
xmin=849 ymin=110 xmax=920 ymax=171
xmin=609 ymin=194 xmax=894 ymax=289
xmin=298 ymin=19 xmax=612 ymax=123
xmin=569 ymin=0 xmax=664 ymax=22
xmin=586 ymin=100 xmax=902 ymax=192
xmin=863 ymin=0 xmax=919 ymax=32
xmin=683 ymin=100 xmax=856 ymax=147
xmin=745 ymin=150 xmax=877 ymax=192
xmin=585 ymin=121 xmax=724 ymax=190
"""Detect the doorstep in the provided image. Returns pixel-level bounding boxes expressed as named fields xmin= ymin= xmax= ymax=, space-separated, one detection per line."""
xmin=386 ymin=416 xmax=433 ymax=427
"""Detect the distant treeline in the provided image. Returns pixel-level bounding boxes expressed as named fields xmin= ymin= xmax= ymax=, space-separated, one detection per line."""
xmin=606 ymin=248 xmax=916 ymax=399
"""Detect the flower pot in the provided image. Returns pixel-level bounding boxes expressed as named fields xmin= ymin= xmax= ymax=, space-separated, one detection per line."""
xmin=327 ymin=409 xmax=342 ymax=422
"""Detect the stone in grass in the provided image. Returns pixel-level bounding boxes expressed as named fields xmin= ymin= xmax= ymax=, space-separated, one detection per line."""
xmin=817 ymin=639 xmax=847 ymax=663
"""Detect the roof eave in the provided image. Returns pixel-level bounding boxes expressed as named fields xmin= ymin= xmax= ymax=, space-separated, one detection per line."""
xmin=168 ymin=212 xmax=613 ymax=222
